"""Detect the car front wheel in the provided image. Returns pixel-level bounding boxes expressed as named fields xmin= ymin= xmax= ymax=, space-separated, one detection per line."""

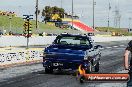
xmin=95 ymin=62 xmax=99 ymax=72
xmin=45 ymin=67 xmax=53 ymax=74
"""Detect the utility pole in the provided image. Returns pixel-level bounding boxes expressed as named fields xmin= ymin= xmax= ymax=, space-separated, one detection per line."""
xmin=61 ymin=0 xmax=62 ymax=8
xmin=9 ymin=16 xmax=12 ymax=32
xmin=118 ymin=15 xmax=121 ymax=29
xmin=108 ymin=2 xmax=111 ymax=33
xmin=93 ymin=0 xmax=96 ymax=30
xmin=114 ymin=0 xmax=121 ymax=28
xmin=108 ymin=2 xmax=111 ymax=28
xmin=129 ymin=17 xmax=131 ymax=30
xmin=36 ymin=0 xmax=38 ymax=33
xmin=71 ymin=0 xmax=74 ymax=29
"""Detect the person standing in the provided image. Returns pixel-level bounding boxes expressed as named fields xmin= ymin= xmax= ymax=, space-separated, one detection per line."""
xmin=124 ymin=40 xmax=132 ymax=87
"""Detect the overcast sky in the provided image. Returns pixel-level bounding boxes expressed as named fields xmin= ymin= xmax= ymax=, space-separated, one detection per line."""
xmin=0 ymin=0 xmax=132 ymax=28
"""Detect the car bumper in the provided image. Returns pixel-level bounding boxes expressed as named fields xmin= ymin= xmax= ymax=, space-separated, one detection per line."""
xmin=43 ymin=60 xmax=84 ymax=70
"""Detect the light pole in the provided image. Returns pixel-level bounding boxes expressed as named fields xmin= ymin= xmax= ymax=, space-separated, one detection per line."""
xmin=71 ymin=0 xmax=74 ymax=29
xmin=36 ymin=0 xmax=38 ymax=33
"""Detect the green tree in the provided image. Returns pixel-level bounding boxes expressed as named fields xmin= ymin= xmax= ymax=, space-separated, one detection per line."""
xmin=42 ymin=6 xmax=65 ymax=22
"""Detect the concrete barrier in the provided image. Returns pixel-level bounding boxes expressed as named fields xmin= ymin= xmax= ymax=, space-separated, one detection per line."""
xmin=0 ymin=36 xmax=131 ymax=47
xmin=0 ymin=36 xmax=56 ymax=47
xmin=91 ymin=36 xmax=132 ymax=42
xmin=0 ymin=48 xmax=43 ymax=67
xmin=0 ymin=36 xmax=132 ymax=47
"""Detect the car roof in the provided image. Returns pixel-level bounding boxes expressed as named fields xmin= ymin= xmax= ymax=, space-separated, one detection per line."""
xmin=59 ymin=33 xmax=89 ymax=38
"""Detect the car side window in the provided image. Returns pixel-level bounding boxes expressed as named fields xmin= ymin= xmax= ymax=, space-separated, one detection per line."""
xmin=80 ymin=39 xmax=90 ymax=45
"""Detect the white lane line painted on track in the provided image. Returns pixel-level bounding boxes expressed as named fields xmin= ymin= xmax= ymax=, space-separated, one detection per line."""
xmin=99 ymin=45 xmax=126 ymax=50
xmin=106 ymin=47 xmax=112 ymax=49
xmin=120 ymin=45 xmax=125 ymax=47
xmin=113 ymin=46 xmax=118 ymax=48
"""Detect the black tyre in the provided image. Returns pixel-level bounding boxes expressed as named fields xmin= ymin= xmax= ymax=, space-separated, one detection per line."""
xmin=45 ymin=67 xmax=53 ymax=74
xmin=85 ymin=62 xmax=92 ymax=74
xmin=77 ymin=74 xmax=85 ymax=83
xmin=95 ymin=62 xmax=99 ymax=72
xmin=79 ymin=76 xmax=85 ymax=83
xmin=76 ymin=70 xmax=85 ymax=83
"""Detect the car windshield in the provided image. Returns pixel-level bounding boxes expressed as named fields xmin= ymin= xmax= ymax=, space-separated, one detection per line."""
xmin=55 ymin=36 xmax=90 ymax=46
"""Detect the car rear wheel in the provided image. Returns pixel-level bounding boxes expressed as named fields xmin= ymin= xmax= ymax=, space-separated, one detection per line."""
xmin=76 ymin=71 xmax=85 ymax=83
xmin=79 ymin=76 xmax=85 ymax=83
xmin=45 ymin=67 xmax=53 ymax=74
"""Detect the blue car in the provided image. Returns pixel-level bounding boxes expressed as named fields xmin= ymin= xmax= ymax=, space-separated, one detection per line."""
xmin=43 ymin=34 xmax=101 ymax=73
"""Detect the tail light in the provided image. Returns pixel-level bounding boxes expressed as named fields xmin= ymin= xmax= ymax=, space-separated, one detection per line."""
xmin=84 ymin=56 xmax=92 ymax=62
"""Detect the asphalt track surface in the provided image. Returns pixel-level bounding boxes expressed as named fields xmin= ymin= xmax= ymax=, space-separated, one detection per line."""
xmin=0 ymin=41 xmax=130 ymax=87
